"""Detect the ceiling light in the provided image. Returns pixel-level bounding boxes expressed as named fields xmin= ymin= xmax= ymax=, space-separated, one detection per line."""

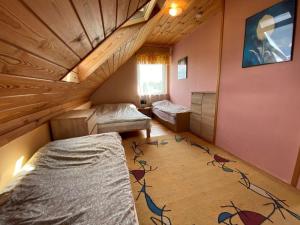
xmin=169 ymin=3 xmax=182 ymax=17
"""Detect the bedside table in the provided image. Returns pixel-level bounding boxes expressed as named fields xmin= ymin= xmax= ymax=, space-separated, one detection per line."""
xmin=138 ymin=107 xmax=152 ymax=117
xmin=50 ymin=108 xmax=97 ymax=140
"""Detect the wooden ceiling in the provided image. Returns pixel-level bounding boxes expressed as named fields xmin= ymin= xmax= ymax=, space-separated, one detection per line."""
xmin=147 ymin=0 xmax=222 ymax=45
xmin=0 ymin=0 xmax=222 ymax=147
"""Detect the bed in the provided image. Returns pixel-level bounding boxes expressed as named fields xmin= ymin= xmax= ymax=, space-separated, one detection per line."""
xmin=152 ymin=100 xmax=190 ymax=132
xmin=94 ymin=103 xmax=151 ymax=138
xmin=0 ymin=133 xmax=139 ymax=225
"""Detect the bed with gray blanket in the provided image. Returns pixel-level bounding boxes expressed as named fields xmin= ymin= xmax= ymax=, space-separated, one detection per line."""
xmin=0 ymin=133 xmax=138 ymax=225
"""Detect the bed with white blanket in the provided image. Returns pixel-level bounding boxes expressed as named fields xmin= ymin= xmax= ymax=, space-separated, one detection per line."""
xmin=152 ymin=100 xmax=190 ymax=132
xmin=94 ymin=103 xmax=151 ymax=137
xmin=0 ymin=133 xmax=139 ymax=225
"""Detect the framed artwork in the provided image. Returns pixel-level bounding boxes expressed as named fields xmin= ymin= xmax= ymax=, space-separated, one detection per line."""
xmin=242 ymin=0 xmax=296 ymax=68
xmin=178 ymin=57 xmax=188 ymax=79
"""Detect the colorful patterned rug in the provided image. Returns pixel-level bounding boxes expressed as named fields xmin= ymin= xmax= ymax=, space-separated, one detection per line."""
xmin=123 ymin=133 xmax=300 ymax=225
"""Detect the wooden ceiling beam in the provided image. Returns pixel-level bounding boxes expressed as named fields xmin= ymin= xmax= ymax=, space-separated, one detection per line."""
xmin=70 ymin=24 xmax=143 ymax=82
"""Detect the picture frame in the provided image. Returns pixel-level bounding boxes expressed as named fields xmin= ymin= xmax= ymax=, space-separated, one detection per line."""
xmin=178 ymin=56 xmax=188 ymax=79
xmin=242 ymin=0 xmax=297 ymax=68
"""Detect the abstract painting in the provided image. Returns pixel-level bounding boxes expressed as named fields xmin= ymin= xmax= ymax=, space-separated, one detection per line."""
xmin=178 ymin=57 xmax=188 ymax=79
xmin=242 ymin=0 xmax=296 ymax=68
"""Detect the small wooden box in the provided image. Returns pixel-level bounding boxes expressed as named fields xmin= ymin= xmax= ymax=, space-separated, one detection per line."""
xmin=50 ymin=108 xmax=97 ymax=140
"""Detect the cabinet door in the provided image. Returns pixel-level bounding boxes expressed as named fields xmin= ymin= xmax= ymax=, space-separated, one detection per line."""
xmin=190 ymin=113 xmax=201 ymax=136
xmin=200 ymin=94 xmax=216 ymax=142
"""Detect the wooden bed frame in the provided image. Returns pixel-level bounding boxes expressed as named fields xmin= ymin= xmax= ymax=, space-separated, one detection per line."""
xmin=153 ymin=112 xmax=190 ymax=132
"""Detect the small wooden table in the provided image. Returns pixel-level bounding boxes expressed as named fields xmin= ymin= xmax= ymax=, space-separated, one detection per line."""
xmin=138 ymin=107 xmax=152 ymax=118
xmin=50 ymin=108 xmax=97 ymax=140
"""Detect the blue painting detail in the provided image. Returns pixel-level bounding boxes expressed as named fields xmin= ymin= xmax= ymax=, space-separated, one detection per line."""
xmin=242 ymin=0 xmax=296 ymax=67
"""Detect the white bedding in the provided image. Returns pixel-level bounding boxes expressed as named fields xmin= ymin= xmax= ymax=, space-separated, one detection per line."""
xmin=0 ymin=133 xmax=138 ymax=225
xmin=95 ymin=103 xmax=150 ymax=124
xmin=152 ymin=100 xmax=190 ymax=116
xmin=152 ymin=100 xmax=190 ymax=124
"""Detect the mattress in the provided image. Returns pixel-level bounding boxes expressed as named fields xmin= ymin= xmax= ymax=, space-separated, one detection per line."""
xmin=95 ymin=103 xmax=150 ymax=125
xmin=152 ymin=100 xmax=190 ymax=124
xmin=0 ymin=133 xmax=138 ymax=225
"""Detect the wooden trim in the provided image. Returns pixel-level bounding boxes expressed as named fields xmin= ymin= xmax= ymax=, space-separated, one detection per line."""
xmin=291 ymin=147 xmax=300 ymax=187
xmin=213 ymin=0 xmax=225 ymax=144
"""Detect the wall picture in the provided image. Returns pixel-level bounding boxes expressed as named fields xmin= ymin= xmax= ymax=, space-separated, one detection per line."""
xmin=178 ymin=57 xmax=188 ymax=79
xmin=242 ymin=0 xmax=296 ymax=68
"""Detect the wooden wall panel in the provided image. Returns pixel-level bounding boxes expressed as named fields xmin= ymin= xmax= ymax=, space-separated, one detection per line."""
xmin=0 ymin=98 xmax=88 ymax=147
xmin=24 ymin=0 xmax=92 ymax=58
xmin=117 ymin=0 xmax=131 ymax=27
xmin=0 ymin=40 xmax=67 ymax=80
xmin=72 ymin=0 xmax=105 ymax=47
xmin=0 ymin=0 xmax=80 ymax=69
xmin=101 ymin=0 xmax=117 ymax=36
xmin=0 ymin=74 xmax=80 ymax=97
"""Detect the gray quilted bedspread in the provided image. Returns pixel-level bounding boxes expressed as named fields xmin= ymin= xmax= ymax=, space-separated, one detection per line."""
xmin=0 ymin=133 xmax=137 ymax=225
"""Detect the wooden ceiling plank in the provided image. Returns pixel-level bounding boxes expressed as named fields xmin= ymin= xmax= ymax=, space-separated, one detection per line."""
xmin=75 ymin=24 xmax=142 ymax=81
xmin=72 ymin=0 xmax=105 ymax=48
xmin=117 ymin=0 xmax=131 ymax=27
xmin=100 ymin=60 xmax=110 ymax=77
xmin=127 ymin=0 xmax=139 ymax=18
xmin=0 ymin=0 xmax=79 ymax=69
xmin=100 ymin=0 xmax=117 ymax=36
xmin=138 ymin=0 xmax=149 ymax=8
xmin=23 ymin=0 xmax=92 ymax=58
xmin=113 ymin=48 xmax=121 ymax=73
xmin=107 ymin=55 xmax=114 ymax=75
xmin=0 ymin=73 xmax=82 ymax=97
xmin=146 ymin=0 xmax=222 ymax=45
xmin=0 ymin=93 xmax=66 ymax=111
xmin=0 ymin=40 xmax=67 ymax=80
xmin=0 ymin=93 xmax=87 ymax=124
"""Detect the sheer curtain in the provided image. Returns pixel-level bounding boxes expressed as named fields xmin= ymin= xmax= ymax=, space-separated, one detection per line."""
xmin=136 ymin=46 xmax=170 ymax=107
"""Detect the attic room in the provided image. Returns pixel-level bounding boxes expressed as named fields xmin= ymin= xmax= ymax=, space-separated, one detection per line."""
xmin=0 ymin=0 xmax=299 ymax=224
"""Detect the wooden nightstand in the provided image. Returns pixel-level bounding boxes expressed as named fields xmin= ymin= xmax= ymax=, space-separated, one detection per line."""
xmin=50 ymin=108 xmax=97 ymax=140
xmin=138 ymin=107 xmax=152 ymax=118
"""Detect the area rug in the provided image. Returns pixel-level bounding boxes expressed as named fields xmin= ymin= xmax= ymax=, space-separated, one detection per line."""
xmin=123 ymin=133 xmax=300 ymax=225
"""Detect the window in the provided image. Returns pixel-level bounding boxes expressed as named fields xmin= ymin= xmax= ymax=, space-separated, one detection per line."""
xmin=137 ymin=64 xmax=167 ymax=95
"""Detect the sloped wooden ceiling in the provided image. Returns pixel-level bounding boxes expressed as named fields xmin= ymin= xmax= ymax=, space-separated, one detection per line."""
xmin=0 ymin=0 xmax=152 ymax=146
xmin=147 ymin=0 xmax=222 ymax=45
xmin=0 ymin=0 xmax=222 ymax=147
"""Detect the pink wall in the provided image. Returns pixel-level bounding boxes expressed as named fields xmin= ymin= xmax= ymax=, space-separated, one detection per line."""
xmin=216 ymin=0 xmax=300 ymax=186
xmin=169 ymin=12 xmax=222 ymax=107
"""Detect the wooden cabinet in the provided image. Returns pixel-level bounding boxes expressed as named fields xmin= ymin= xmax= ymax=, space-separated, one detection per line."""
xmin=50 ymin=108 xmax=97 ymax=140
xmin=138 ymin=107 xmax=152 ymax=117
xmin=190 ymin=92 xmax=216 ymax=143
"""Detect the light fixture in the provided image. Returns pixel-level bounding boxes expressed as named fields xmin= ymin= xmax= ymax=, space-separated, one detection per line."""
xmin=169 ymin=3 xmax=182 ymax=17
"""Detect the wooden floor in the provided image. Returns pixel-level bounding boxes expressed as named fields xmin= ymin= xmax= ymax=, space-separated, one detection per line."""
xmin=123 ymin=130 xmax=300 ymax=225
xmin=121 ymin=119 xmax=175 ymax=139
